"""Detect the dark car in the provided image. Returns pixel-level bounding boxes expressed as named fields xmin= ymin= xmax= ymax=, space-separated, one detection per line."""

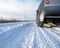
xmin=36 ymin=0 xmax=60 ymax=27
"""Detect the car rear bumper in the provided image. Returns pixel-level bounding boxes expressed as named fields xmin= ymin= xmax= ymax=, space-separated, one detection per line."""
xmin=45 ymin=16 xmax=60 ymax=18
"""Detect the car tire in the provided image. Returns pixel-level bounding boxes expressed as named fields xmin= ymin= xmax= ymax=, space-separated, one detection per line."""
xmin=38 ymin=21 xmax=43 ymax=27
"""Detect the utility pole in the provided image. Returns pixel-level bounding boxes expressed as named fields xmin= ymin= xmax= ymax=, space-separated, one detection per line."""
xmin=24 ymin=15 xmax=26 ymax=20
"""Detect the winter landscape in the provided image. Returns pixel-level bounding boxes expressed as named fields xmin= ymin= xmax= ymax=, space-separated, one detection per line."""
xmin=0 ymin=0 xmax=60 ymax=48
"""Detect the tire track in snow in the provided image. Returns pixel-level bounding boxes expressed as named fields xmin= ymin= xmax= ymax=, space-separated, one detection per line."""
xmin=0 ymin=22 xmax=60 ymax=48
xmin=44 ymin=28 xmax=60 ymax=42
xmin=39 ymin=28 xmax=58 ymax=48
xmin=35 ymin=27 xmax=51 ymax=48
xmin=43 ymin=28 xmax=60 ymax=48
xmin=17 ymin=26 xmax=35 ymax=48
xmin=35 ymin=27 xmax=46 ymax=48
xmin=0 ymin=22 xmax=32 ymax=34
xmin=0 ymin=22 xmax=29 ymax=27
xmin=20 ymin=29 xmax=34 ymax=48
xmin=4 ymin=23 xmax=35 ymax=48
xmin=0 ymin=23 xmax=33 ymax=48
xmin=0 ymin=22 xmax=21 ymax=27
xmin=50 ymin=28 xmax=60 ymax=37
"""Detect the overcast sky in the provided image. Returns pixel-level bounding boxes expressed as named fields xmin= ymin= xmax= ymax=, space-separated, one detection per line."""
xmin=0 ymin=0 xmax=41 ymax=20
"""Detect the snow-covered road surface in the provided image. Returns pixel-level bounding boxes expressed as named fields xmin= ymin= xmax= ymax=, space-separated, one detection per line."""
xmin=0 ymin=22 xmax=60 ymax=48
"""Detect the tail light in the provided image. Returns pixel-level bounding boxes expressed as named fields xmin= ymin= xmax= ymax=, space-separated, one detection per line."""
xmin=45 ymin=0 xmax=50 ymax=4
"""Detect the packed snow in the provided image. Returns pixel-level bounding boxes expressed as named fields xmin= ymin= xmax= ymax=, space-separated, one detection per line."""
xmin=0 ymin=22 xmax=60 ymax=48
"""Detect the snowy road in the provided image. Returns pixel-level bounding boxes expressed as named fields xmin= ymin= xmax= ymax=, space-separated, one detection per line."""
xmin=0 ymin=22 xmax=60 ymax=48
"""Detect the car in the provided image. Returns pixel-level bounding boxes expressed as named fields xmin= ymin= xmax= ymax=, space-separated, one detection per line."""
xmin=36 ymin=0 xmax=60 ymax=27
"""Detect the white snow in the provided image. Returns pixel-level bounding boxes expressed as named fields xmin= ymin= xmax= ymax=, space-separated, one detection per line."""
xmin=0 ymin=22 xmax=60 ymax=48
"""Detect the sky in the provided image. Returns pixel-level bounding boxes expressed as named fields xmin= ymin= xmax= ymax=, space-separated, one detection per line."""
xmin=0 ymin=0 xmax=41 ymax=20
